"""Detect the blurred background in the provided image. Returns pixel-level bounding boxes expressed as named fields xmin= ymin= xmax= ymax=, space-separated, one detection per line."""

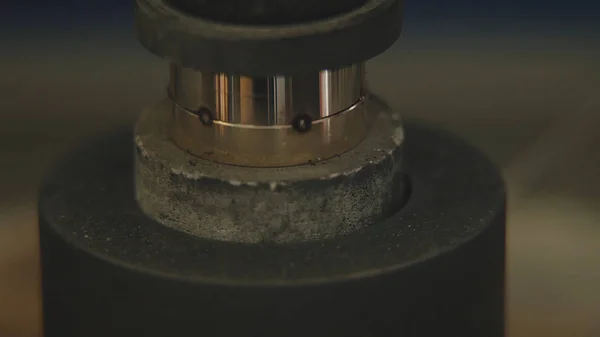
xmin=1 ymin=0 xmax=599 ymax=336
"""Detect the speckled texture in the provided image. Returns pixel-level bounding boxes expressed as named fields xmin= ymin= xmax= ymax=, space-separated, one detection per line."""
xmin=134 ymin=96 xmax=405 ymax=243
xmin=38 ymin=123 xmax=505 ymax=337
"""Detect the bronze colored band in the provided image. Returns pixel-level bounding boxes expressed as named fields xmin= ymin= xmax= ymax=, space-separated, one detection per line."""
xmin=168 ymin=63 xmax=365 ymax=126
xmin=168 ymin=96 xmax=370 ymax=167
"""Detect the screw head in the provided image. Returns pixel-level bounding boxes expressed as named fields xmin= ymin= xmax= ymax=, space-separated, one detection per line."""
xmin=292 ymin=114 xmax=312 ymax=133
xmin=195 ymin=107 xmax=214 ymax=125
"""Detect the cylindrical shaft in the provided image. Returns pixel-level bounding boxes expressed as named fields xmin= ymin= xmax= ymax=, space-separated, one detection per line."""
xmin=166 ymin=63 xmax=371 ymax=167
xmin=169 ymin=63 xmax=364 ymax=125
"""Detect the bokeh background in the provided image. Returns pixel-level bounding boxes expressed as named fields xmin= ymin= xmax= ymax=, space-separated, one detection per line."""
xmin=1 ymin=0 xmax=599 ymax=336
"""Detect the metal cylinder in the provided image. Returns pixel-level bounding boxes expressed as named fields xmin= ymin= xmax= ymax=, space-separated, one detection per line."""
xmin=167 ymin=63 xmax=371 ymax=167
xmin=169 ymin=63 xmax=364 ymax=125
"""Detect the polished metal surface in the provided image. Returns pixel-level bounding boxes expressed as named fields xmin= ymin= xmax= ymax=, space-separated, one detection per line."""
xmin=168 ymin=96 xmax=370 ymax=167
xmin=167 ymin=63 xmax=369 ymax=166
xmin=168 ymin=63 xmax=365 ymax=126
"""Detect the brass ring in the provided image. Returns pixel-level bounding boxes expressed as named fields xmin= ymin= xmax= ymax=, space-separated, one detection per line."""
xmin=168 ymin=96 xmax=371 ymax=167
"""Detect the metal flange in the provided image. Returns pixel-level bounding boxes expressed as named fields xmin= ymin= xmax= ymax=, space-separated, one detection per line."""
xmin=134 ymin=0 xmax=403 ymax=75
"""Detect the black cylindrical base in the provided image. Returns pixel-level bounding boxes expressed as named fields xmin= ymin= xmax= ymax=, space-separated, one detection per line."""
xmin=39 ymin=124 xmax=505 ymax=337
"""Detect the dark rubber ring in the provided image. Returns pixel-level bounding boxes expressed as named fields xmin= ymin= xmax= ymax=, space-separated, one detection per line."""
xmin=134 ymin=0 xmax=403 ymax=75
xmin=165 ymin=0 xmax=369 ymax=25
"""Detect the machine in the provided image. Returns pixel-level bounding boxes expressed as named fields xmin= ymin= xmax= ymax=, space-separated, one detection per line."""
xmin=38 ymin=0 xmax=506 ymax=336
